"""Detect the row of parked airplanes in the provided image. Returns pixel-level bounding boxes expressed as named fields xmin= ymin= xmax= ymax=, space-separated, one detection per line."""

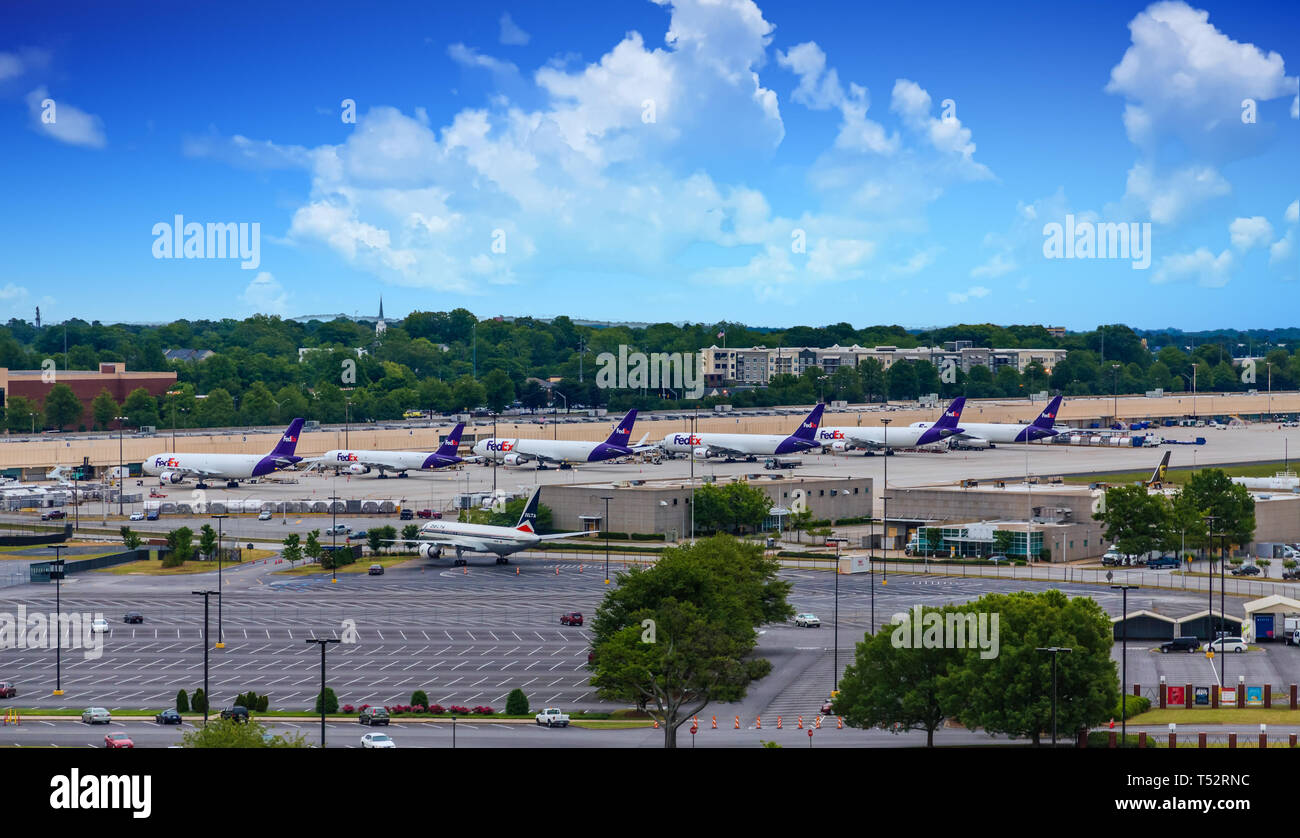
xmin=126 ymin=395 xmax=1071 ymax=489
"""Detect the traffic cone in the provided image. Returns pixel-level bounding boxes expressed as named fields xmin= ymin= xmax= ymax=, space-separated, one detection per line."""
xmin=554 ymin=566 xmax=559 ymax=575
xmin=711 ymin=716 xmax=717 ymax=730
xmin=579 ymin=564 xmax=583 ymax=573
xmin=734 ymin=716 xmax=740 ymax=729
xmin=463 ymin=565 xmax=468 ymax=575
xmin=756 ymin=716 xmax=761 ymax=729
xmin=836 ymin=716 xmax=842 ymax=729
xmin=515 ymin=567 xmax=519 ymax=576
xmin=814 ymin=716 xmax=822 ymax=729
xmin=653 ymin=719 xmax=659 ymax=729
xmin=776 ymin=716 xmax=782 ymax=729
xmin=797 ymin=715 xmax=803 ymax=729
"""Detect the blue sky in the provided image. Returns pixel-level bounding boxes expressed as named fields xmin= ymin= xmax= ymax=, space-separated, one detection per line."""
xmin=2 ymin=0 xmax=1297 ymax=330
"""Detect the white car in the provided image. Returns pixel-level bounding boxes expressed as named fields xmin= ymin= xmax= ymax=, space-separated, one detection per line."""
xmin=129 ymin=512 xmax=144 ymax=521
xmin=82 ymin=707 xmax=111 ymax=724
xmin=90 ymin=618 xmax=109 ymax=633
xmin=360 ymin=733 xmax=396 ymax=749
xmin=258 ymin=510 xmax=272 ymax=521
xmin=1202 ymin=637 xmax=1247 ymax=653
xmin=794 ymin=613 xmax=822 ymax=628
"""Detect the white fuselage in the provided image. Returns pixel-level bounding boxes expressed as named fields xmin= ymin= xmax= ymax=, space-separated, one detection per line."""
xmin=659 ymin=432 xmax=797 ymax=457
xmin=473 ymin=438 xmax=613 ymax=465
xmin=418 ymin=519 xmax=542 ymax=557
xmin=321 ymin=449 xmax=445 ymax=472
xmin=816 ymin=425 xmax=944 ymax=449
xmin=1233 ymin=476 xmax=1300 ymax=491
xmin=910 ymin=421 xmax=1041 ymax=444
xmin=142 ymin=452 xmax=272 ymax=481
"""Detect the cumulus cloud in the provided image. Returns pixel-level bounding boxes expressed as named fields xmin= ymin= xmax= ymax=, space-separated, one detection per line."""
xmin=1287 ymin=199 xmax=1299 ymax=225
xmin=0 ymin=283 xmax=30 ymax=302
xmin=498 ymin=12 xmax=530 ymax=46
xmin=947 ymin=285 xmax=990 ymax=304
xmin=1152 ymin=247 xmax=1233 ymax=286
xmin=0 ymin=48 xmax=50 ymax=82
xmin=890 ymin=79 xmax=990 ymax=179
xmin=1229 ymin=216 xmax=1273 ymax=251
xmin=1121 ymin=161 xmax=1230 ymax=225
xmin=240 ymin=272 xmax=290 ymax=315
xmin=24 ymin=86 xmax=106 ymax=148
xmin=970 ymin=252 xmax=1015 ymax=278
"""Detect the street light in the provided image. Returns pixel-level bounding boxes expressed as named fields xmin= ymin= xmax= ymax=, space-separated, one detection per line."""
xmin=880 ymin=419 xmax=890 ymax=583
xmin=114 ymin=416 xmax=129 ymax=516
xmin=1211 ymin=529 xmax=1227 ymax=689
xmin=1035 ymin=646 xmax=1073 ymax=747
xmin=1110 ymin=585 xmax=1138 ymax=747
xmin=491 ymin=412 xmax=498 ymax=496
xmin=191 ymin=590 xmax=220 ymax=724
xmin=600 ymin=495 xmax=613 ymax=584
xmin=1203 ymin=514 xmax=1218 ymax=645
xmin=833 ymin=537 xmax=841 ymax=688
xmin=329 ymin=495 xmax=341 ymax=585
xmin=211 ymin=514 xmax=228 ymax=648
xmin=1110 ymin=363 xmax=1121 ymax=425
xmin=305 ymin=637 xmax=340 ymax=747
xmin=51 ymin=552 xmax=65 ymax=696
xmin=553 ymin=391 xmax=568 ymax=439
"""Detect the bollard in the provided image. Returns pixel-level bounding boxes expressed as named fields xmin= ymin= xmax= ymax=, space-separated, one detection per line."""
xmin=1259 ymin=725 xmax=1267 ymax=749
xmin=1159 ymin=678 xmax=1166 ymax=709
xmin=515 ymin=567 xmax=519 ymax=576
xmin=1168 ymin=728 xmax=1176 ymax=749
xmin=1212 ymin=685 xmax=1219 ymax=708
xmin=1199 ymin=732 xmax=1206 ymax=749
xmin=1108 ymin=731 xmax=1117 ymax=748
xmin=1265 ymin=684 xmax=1271 ymax=708
xmin=711 ymin=715 xmax=717 ymax=730
xmin=554 ymin=566 xmax=559 ymax=575
xmin=814 ymin=716 xmax=822 ymax=729
xmin=1290 ymin=733 xmax=1297 ymax=748
xmin=1292 ymin=684 xmax=1298 ymax=710
xmin=1138 ymin=732 xmax=1147 ymax=749
xmin=463 ymin=565 xmax=467 ymax=575
xmin=1185 ymin=684 xmax=1193 ymax=710
xmin=776 ymin=716 xmax=782 ymax=729
xmin=836 ymin=716 xmax=842 ymax=730
xmin=734 ymin=715 xmax=740 ymax=729
xmin=1228 ymin=733 xmax=1237 ymax=749
xmin=756 ymin=716 xmax=761 ymax=729
xmin=797 ymin=716 xmax=803 ymax=729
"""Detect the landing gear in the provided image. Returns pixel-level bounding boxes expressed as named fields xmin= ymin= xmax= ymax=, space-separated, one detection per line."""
xmin=397 ymin=472 xmax=408 ymax=478
xmin=377 ymin=472 xmax=388 ymax=479
xmin=196 ymin=482 xmax=209 ymax=489
xmin=495 ymin=557 xmax=510 ymax=565
xmin=452 ymin=547 xmax=467 ymax=566
xmin=226 ymin=481 xmax=240 ymax=488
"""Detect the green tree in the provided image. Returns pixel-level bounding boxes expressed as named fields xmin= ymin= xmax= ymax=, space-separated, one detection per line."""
xmin=693 ymin=481 xmax=770 ymax=535
xmin=304 ymin=529 xmax=322 ymax=564
xmin=488 ymin=498 xmax=554 ymax=532
xmin=181 ymin=718 xmax=308 ymax=748
xmin=314 ymin=687 xmax=339 ymax=714
xmin=590 ymin=536 xmax=793 ymax=748
xmin=43 ymin=383 xmax=83 ymax=430
xmin=196 ymin=387 xmax=236 ymax=427
xmin=176 ymin=689 xmax=189 ymax=713
xmin=367 ymin=528 xmax=385 ymax=555
xmin=6 ymin=395 xmax=42 ymax=433
xmin=1175 ymin=469 xmax=1256 ymax=551
xmin=191 ymin=687 xmax=208 ymax=714
xmin=164 ymin=526 xmax=194 ymax=567
xmin=505 ymin=688 xmax=529 ymax=715
xmin=282 ymin=532 xmax=301 ymax=567
xmin=198 ymin=524 xmax=217 ymax=560
xmin=450 ymin=375 xmax=486 ymax=411
xmin=91 ymin=388 xmax=119 ymax=431
xmin=482 ymin=368 xmax=516 ymax=412
xmin=411 ymin=689 xmax=429 ymax=708
xmin=122 ymin=387 xmax=159 ymax=428
xmin=120 ymin=526 xmax=142 ymax=550
xmin=401 ymin=523 xmax=421 ymax=550
xmin=1096 ymin=485 xmax=1173 ymax=558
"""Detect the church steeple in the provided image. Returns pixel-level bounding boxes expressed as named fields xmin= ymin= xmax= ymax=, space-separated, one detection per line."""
xmin=375 ymin=297 xmax=387 ymax=335
xmin=378 ymin=297 xmax=384 ymax=320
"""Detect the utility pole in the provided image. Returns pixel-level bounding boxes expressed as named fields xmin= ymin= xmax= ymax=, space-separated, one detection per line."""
xmin=1111 ymin=585 xmax=1138 ymax=747
xmin=601 ymin=495 xmax=613 ymax=584
xmin=305 ymin=638 xmax=340 ymax=747
xmin=1035 ymin=646 xmax=1072 ymax=747
xmin=880 ymin=418 xmax=890 ymax=581
xmin=192 ymin=590 xmax=219 ymax=724
xmin=52 ymin=552 xmax=65 ymax=696
xmin=212 ymin=514 xmax=228 ymax=647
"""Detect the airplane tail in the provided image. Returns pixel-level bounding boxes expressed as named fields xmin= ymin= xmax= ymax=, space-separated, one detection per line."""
xmin=603 ymin=410 xmax=637 ymax=448
xmin=1145 ymin=451 xmax=1171 ymax=487
xmin=790 ymin=403 xmax=826 ymax=442
xmin=1031 ymin=395 xmax=1062 ymax=430
xmin=933 ymin=397 xmax=966 ymax=429
xmin=436 ymin=423 xmax=466 ymax=457
xmin=269 ymin=419 xmax=306 ymax=458
xmin=515 ymin=488 xmax=541 ymax=533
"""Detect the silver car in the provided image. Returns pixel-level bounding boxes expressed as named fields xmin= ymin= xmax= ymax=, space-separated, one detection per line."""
xmin=82 ymin=707 xmax=111 ymax=724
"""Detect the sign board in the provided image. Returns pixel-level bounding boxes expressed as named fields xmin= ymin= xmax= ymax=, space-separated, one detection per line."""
xmin=1245 ymin=686 xmax=1264 ymax=707
xmin=1220 ymin=686 xmax=1236 ymax=705
xmin=1194 ymin=687 xmax=1210 ymax=706
xmin=1167 ymin=686 xmax=1185 ymax=705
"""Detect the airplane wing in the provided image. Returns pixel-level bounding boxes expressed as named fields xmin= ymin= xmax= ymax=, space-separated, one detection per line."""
xmin=841 ymin=433 xmax=885 ymax=450
xmin=156 ymin=465 xmax=222 ymax=477
xmin=700 ymin=443 xmax=750 ymax=458
xmin=386 ymin=535 xmax=496 ymax=553
xmin=538 ymin=531 xmax=600 ymax=541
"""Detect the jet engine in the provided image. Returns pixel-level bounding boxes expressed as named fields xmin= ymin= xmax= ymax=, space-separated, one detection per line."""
xmin=347 ymin=464 xmax=371 ymax=475
xmin=158 ymin=471 xmax=185 ymax=484
xmin=503 ymin=453 xmax=527 ymax=466
xmin=417 ymin=543 xmax=442 ymax=559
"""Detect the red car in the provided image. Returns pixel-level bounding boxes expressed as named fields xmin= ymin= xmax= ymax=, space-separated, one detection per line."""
xmin=416 ymin=509 xmax=441 ymax=519
xmin=560 ymin=612 xmax=584 ymax=627
xmin=104 ymin=731 xmax=134 ymax=749
xmin=0 ymin=682 xmax=16 ymax=698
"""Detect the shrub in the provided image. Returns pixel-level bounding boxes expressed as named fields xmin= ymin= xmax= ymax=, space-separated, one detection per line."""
xmin=411 ymin=689 xmax=429 ymax=708
xmin=314 ymin=687 xmax=339 ymax=714
xmin=176 ymin=689 xmax=190 ymax=713
xmin=449 ymin=705 xmax=470 ymax=715
xmin=505 ymin=689 xmax=529 ymax=715
xmin=1114 ymin=695 xmax=1151 ymax=720
xmin=429 ymin=704 xmax=445 ymax=714
xmin=472 ymin=705 xmax=494 ymax=715
xmin=342 ymin=704 xmax=355 ymax=713
xmin=257 ymin=694 xmax=269 ymax=712
xmin=191 ymin=687 xmax=207 ymax=713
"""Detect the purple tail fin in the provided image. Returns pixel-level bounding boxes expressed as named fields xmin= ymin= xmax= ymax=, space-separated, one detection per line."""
xmin=933 ymin=398 xmax=965 ymax=429
xmin=603 ymin=410 xmax=637 ymax=448
xmin=437 ymin=423 xmax=466 ymax=457
xmin=269 ymin=419 xmax=305 ymax=458
xmin=791 ymin=403 xmax=826 ymax=441
xmin=1032 ymin=396 xmax=1062 ymax=430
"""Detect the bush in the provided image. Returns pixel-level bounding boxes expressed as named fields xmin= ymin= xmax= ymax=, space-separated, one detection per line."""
xmin=429 ymin=704 xmax=445 ymax=715
xmin=314 ymin=687 xmax=339 ymax=714
xmin=448 ymin=705 xmax=470 ymax=715
xmin=176 ymin=689 xmax=189 ymax=713
xmin=257 ymin=693 xmax=269 ymax=712
xmin=191 ymin=687 xmax=207 ymax=714
xmin=411 ymin=690 xmax=429 ymax=708
xmin=472 ymin=705 xmax=494 ymax=715
xmin=342 ymin=704 xmax=355 ymax=713
xmin=505 ymin=689 xmax=529 ymax=715
xmin=1115 ymin=695 xmax=1151 ymax=720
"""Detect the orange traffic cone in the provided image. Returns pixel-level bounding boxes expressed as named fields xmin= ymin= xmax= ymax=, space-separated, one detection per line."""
xmin=797 ymin=715 xmax=804 ymax=729
xmin=776 ymin=716 xmax=782 ymax=729
xmin=515 ymin=566 xmax=520 ymax=576
xmin=734 ymin=716 xmax=740 ymax=729
xmin=836 ymin=716 xmax=843 ymax=729
xmin=711 ymin=716 xmax=717 ymax=730
xmin=554 ymin=566 xmax=559 ymax=575
xmin=462 ymin=565 xmax=467 ymax=575
xmin=578 ymin=564 xmax=583 ymax=572
xmin=653 ymin=719 xmax=659 ymax=729
xmin=814 ymin=716 xmax=822 ymax=729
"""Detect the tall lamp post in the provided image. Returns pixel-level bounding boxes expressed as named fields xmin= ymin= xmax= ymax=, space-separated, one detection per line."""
xmin=191 ymin=590 xmax=219 ymax=723
xmin=211 ymin=514 xmax=228 ymax=648
xmin=833 ymin=538 xmax=841 ymax=687
xmin=1203 ymin=514 xmax=1218 ymax=644
xmin=51 ymin=552 xmax=65 ymax=696
xmin=491 ymin=412 xmax=498 ymax=496
xmin=1110 ymin=364 xmax=1121 ymax=425
xmin=600 ymin=495 xmax=613 ymax=584
xmin=880 ymin=418 xmax=890 ymax=582
xmin=114 ymin=416 xmax=129 ymax=516
xmin=305 ymin=637 xmax=340 ymax=747
xmin=329 ymin=495 xmax=341 ymax=585
xmin=1111 ymin=585 xmax=1138 ymax=747
xmin=1212 ymin=529 xmax=1227 ymax=688
xmin=1035 ymin=646 xmax=1073 ymax=747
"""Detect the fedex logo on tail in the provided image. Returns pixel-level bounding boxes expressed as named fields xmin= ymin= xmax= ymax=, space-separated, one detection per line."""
xmin=282 ymin=434 xmax=297 ymax=444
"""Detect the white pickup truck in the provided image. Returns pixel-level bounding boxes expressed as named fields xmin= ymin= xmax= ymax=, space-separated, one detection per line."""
xmin=535 ymin=707 xmax=570 ymax=727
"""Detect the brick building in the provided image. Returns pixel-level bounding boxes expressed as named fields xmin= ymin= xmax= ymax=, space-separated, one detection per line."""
xmin=0 ymin=363 xmax=177 ymax=430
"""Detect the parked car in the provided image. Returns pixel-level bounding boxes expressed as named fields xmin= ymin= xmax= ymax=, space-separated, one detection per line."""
xmin=820 ymin=701 xmax=834 ymax=715
xmin=361 ymin=732 xmax=396 ymax=749
xmin=129 ymin=512 xmax=145 ymax=521
xmin=416 ymin=509 xmax=439 ymax=519
xmin=535 ymin=707 xmax=570 ymax=727
xmin=1146 ymin=555 xmax=1181 ymax=570
xmin=123 ymin=612 xmax=144 ymax=624
xmin=350 ymin=530 xmax=369 ymax=541
xmin=328 ymin=524 xmax=350 ymax=535
xmin=258 ymin=510 xmax=273 ymax=521
xmin=987 ymin=554 xmax=1010 ymax=564
xmin=794 ymin=613 xmax=821 ymax=628
xmin=219 ymin=705 xmax=250 ymax=722
xmin=90 ymin=618 xmax=109 ymax=633
xmin=155 ymin=708 xmax=182 ymax=725
xmin=1202 ymin=637 xmax=1248 ymax=653
xmin=1283 ymin=569 xmax=1300 ymax=580
xmin=368 ymin=564 xmax=385 ymax=576
xmin=82 ymin=707 xmax=111 ymax=724
xmin=399 ymin=509 xmax=414 ymax=520
xmin=103 ymin=731 xmax=134 ymax=749
xmin=359 ymin=707 xmax=390 ymax=726
xmin=1231 ymin=565 xmax=1261 ymax=576
xmin=560 ymin=612 xmax=584 ymax=626
xmin=0 ymin=682 xmax=16 ymax=698
xmin=40 ymin=510 xmax=66 ymax=520
xmin=1159 ymin=637 xmax=1200 ymax=653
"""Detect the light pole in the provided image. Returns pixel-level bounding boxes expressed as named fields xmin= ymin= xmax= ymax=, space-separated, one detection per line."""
xmin=1212 ymin=529 xmax=1227 ymax=688
xmin=833 ymin=538 xmax=841 ymax=687
xmin=491 ymin=412 xmax=498 ymax=496
xmin=1265 ymin=362 xmax=1272 ymax=420
xmin=880 ymin=418 xmax=890 ymax=582
xmin=553 ymin=391 xmax=567 ymax=439
xmin=1110 ymin=364 xmax=1120 ymax=425
xmin=601 ymin=495 xmax=613 ymax=584
xmin=344 ymin=398 xmax=351 ymax=449
xmin=329 ymin=495 xmax=341 ymax=585
xmin=1203 ymin=514 xmax=1218 ymax=643
xmin=1035 ymin=646 xmax=1072 ymax=747
xmin=192 ymin=590 xmax=219 ymax=724
xmin=1111 ymin=585 xmax=1138 ymax=747
xmin=690 ymin=404 xmax=697 ymax=543
xmin=305 ymin=637 xmax=340 ymax=747
xmin=51 ymin=552 xmax=65 ymax=696
xmin=211 ymin=514 xmax=228 ymax=648
xmin=115 ymin=416 xmax=129 ymax=516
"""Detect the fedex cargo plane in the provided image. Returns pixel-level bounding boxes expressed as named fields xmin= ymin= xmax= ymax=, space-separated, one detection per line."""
xmin=911 ymin=395 xmax=1062 ymax=445
xmin=817 ymin=398 xmax=965 ymax=453
xmin=473 ymin=410 xmax=641 ymax=467
xmin=305 ymin=422 xmax=465 ymax=478
xmin=143 ymin=419 xmax=306 ymax=488
xmin=659 ymin=404 xmax=825 ymax=459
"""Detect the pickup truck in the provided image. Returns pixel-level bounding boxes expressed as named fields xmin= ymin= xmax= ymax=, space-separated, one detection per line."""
xmin=416 ymin=509 xmax=440 ymax=519
xmin=40 ymin=510 xmax=66 ymax=520
xmin=535 ymin=708 xmax=570 ymax=728
xmin=1145 ymin=555 xmax=1181 ymax=570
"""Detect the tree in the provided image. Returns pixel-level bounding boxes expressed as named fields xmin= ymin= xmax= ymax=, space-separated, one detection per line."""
xmin=191 ymin=687 xmax=208 ymax=714
xmin=482 ymin=368 xmax=515 ymax=412
xmin=120 ymin=526 xmax=142 ymax=550
xmin=411 ymin=689 xmax=429 ymax=708
xmin=590 ymin=536 xmax=793 ymax=748
xmin=693 ymin=482 xmax=770 ymax=535
xmin=43 ymin=383 xmax=83 ymax=430
xmin=1175 ymin=469 xmax=1256 ymax=551
xmin=122 ymin=387 xmax=159 ymax=428
xmin=198 ymin=524 xmax=217 ymax=560
xmin=5 ymin=395 xmax=42 ymax=433
xmin=836 ymin=607 xmax=961 ymax=746
xmin=401 ymin=523 xmax=420 ymax=550
xmin=1096 ymin=485 xmax=1173 ymax=558
xmin=506 ymin=688 xmax=529 ymax=715
xmin=488 ymin=498 xmax=554 ymax=532
xmin=91 ymin=388 xmax=119 ymax=431
xmin=164 ymin=526 xmax=194 ymax=567
xmin=367 ymin=528 xmax=385 ymax=555
xmin=314 ymin=687 xmax=339 ymax=714
xmin=937 ymin=590 xmax=1118 ymax=745
xmin=176 ymin=689 xmax=190 ymax=713
xmin=304 ymin=529 xmax=322 ymax=564
xmin=181 ymin=718 xmax=308 ymax=748
xmin=282 ymin=532 xmax=301 ymax=567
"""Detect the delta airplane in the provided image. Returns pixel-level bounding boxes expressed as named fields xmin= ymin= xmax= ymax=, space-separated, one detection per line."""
xmin=1231 ymin=471 xmax=1299 ymax=491
xmin=659 ymin=404 xmax=825 ymax=459
xmin=472 ymin=410 xmax=642 ymax=468
xmin=816 ymin=398 xmax=965 ymax=453
xmin=143 ymin=418 xmax=305 ymax=488
xmin=397 ymin=487 xmax=596 ymax=565
xmin=910 ymin=396 xmax=1062 ymax=445
xmin=303 ymin=423 xmax=465 ymax=478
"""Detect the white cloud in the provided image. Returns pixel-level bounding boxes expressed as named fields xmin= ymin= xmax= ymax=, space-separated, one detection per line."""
xmin=1152 ymin=247 xmax=1233 ymax=286
xmin=1229 ymin=216 xmax=1273 ymax=251
xmin=24 ymin=86 xmax=106 ymax=149
xmin=448 ymin=43 xmax=521 ymax=82
xmin=947 ymin=285 xmax=990 ymax=304
xmin=240 ymin=272 xmax=290 ymax=315
xmin=890 ymin=79 xmax=991 ymax=179
xmin=1270 ymin=230 xmax=1294 ymax=266
xmin=182 ymin=132 xmax=317 ymax=169
xmin=499 ymin=12 xmax=530 ymax=46
xmin=0 ymin=48 xmax=50 ymax=82
xmin=970 ymin=252 xmax=1016 ymax=279
xmin=1122 ymin=161 xmax=1229 ymax=224
xmin=1286 ymin=199 xmax=1299 ymax=224
xmin=0 ymin=283 xmax=30 ymax=302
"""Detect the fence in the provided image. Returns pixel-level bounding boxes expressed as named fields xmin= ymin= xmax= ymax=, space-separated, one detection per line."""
xmin=28 ymin=548 xmax=161 ymax=583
